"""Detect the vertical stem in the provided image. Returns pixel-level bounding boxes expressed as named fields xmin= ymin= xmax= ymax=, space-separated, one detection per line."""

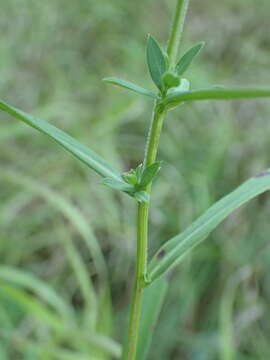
xmin=123 ymin=0 xmax=191 ymax=358
xmin=123 ymin=104 xmax=165 ymax=360
xmin=167 ymin=0 xmax=190 ymax=66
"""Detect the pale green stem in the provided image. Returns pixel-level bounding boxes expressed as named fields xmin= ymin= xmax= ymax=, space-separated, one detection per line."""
xmin=167 ymin=0 xmax=190 ymax=66
xmin=123 ymin=1 xmax=191 ymax=359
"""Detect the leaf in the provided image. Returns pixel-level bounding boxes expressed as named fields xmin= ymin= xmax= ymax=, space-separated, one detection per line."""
xmin=102 ymin=77 xmax=158 ymax=99
xmin=102 ymin=177 xmax=134 ymax=192
xmin=148 ymin=169 xmax=270 ymax=282
xmin=176 ymin=42 xmax=205 ymax=76
xmin=147 ymin=35 xmax=167 ymax=90
xmin=136 ymin=278 xmax=168 ymax=360
xmin=0 ymin=99 xmax=121 ymax=180
xmin=134 ymin=191 xmax=150 ymax=203
xmin=163 ymin=87 xmax=270 ymax=110
xmin=139 ymin=162 xmax=162 ymax=188
xmin=167 ymin=78 xmax=190 ymax=96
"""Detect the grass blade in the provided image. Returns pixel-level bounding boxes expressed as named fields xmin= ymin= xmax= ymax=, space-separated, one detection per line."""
xmin=163 ymin=87 xmax=270 ymax=109
xmin=149 ymin=169 xmax=270 ymax=282
xmin=103 ymin=78 xmax=158 ymax=99
xmin=0 ymin=266 xmax=73 ymax=321
xmin=147 ymin=35 xmax=167 ymax=90
xmin=136 ymin=278 xmax=168 ymax=360
xmin=0 ymin=99 xmax=121 ymax=180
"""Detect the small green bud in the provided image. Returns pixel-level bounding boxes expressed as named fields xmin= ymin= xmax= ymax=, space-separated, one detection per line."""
xmin=122 ymin=170 xmax=138 ymax=185
xmin=162 ymin=71 xmax=181 ymax=89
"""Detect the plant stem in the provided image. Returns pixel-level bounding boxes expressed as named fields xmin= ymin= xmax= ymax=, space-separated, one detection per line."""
xmin=124 ymin=104 xmax=165 ymax=360
xmin=124 ymin=0 xmax=191 ymax=358
xmin=167 ymin=0 xmax=190 ymax=66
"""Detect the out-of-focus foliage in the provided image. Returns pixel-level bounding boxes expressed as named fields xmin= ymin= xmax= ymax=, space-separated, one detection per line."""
xmin=1 ymin=0 xmax=270 ymax=359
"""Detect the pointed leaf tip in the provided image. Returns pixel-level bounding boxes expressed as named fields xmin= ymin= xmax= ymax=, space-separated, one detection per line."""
xmin=147 ymin=35 xmax=167 ymax=90
xmin=176 ymin=42 xmax=205 ymax=76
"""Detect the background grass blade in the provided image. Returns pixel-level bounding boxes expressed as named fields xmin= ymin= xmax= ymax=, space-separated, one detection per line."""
xmin=0 ymin=266 xmax=73 ymax=321
xmin=103 ymin=78 xmax=158 ymax=99
xmin=0 ymin=100 xmax=121 ymax=180
xmin=163 ymin=87 xmax=270 ymax=109
xmin=136 ymin=278 xmax=168 ymax=360
xmin=149 ymin=169 xmax=270 ymax=282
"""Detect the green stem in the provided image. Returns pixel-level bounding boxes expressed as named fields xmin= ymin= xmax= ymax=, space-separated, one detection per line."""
xmin=167 ymin=0 xmax=190 ymax=66
xmin=123 ymin=104 xmax=165 ymax=360
xmin=123 ymin=0 xmax=191 ymax=358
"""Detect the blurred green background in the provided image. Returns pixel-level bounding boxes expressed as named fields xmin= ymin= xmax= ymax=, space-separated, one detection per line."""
xmin=1 ymin=0 xmax=270 ymax=359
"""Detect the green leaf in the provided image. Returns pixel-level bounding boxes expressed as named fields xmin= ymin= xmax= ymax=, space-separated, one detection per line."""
xmin=136 ymin=278 xmax=168 ymax=360
xmin=147 ymin=35 xmax=167 ymax=90
xmin=102 ymin=177 xmax=134 ymax=192
xmin=134 ymin=191 xmax=150 ymax=203
xmin=0 ymin=100 xmax=121 ymax=180
xmin=102 ymin=77 xmax=158 ymax=99
xmin=176 ymin=42 xmax=205 ymax=76
xmin=163 ymin=87 xmax=270 ymax=110
xmin=148 ymin=169 xmax=270 ymax=282
xmin=139 ymin=162 xmax=162 ymax=188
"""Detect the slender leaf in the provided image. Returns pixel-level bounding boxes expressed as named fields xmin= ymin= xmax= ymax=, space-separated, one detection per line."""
xmin=176 ymin=42 xmax=205 ymax=76
xmin=149 ymin=169 xmax=270 ymax=282
xmin=147 ymin=35 xmax=167 ymax=90
xmin=0 ymin=99 xmax=121 ymax=180
xmin=136 ymin=278 xmax=168 ymax=360
xmin=102 ymin=177 xmax=134 ymax=192
xmin=139 ymin=162 xmax=162 ymax=188
xmin=163 ymin=87 xmax=270 ymax=109
xmin=103 ymin=77 xmax=158 ymax=99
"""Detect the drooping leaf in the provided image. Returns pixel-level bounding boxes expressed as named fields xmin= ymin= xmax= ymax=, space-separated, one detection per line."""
xmin=139 ymin=162 xmax=162 ymax=188
xmin=148 ymin=169 xmax=270 ymax=282
xmin=163 ymin=87 xmax=270 ymax=110
xmin=176 ymin=42 xmax=205 ymax=76
xmin=0 ymin=100 xmax=121 ymax=180
xmin=147 ymin=35 xmax=167 ymax=90
xmin=136 ymin=278 xmax=168 ymax=360
xmin=102 ymin=77 xmax=158 ymax=99
xmin=102 ymin=177 xmax=134 ymax=192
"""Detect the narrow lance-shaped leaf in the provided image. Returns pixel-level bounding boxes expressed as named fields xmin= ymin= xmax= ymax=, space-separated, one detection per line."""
xmin=163 ymin=87 xmax=270 ymax=109
xmin=136 ymin=278 xmax=168 ymax=360
xmin=139 ymin=161 xmax=162 ymax=188
xmin=103 ymin=77 xmax=158 ymax=99
xmin=102 ymin=177 xmax=134 ymax=192
xmin=0 ymin=100 xmax=121 ymax=180
xmin=148 ymin=169 xmax=270 ymax=282
xmin=176 ymin=42 xmax=205 ymax=76
xmin=147 ymin=35 xmax=167 ymax=90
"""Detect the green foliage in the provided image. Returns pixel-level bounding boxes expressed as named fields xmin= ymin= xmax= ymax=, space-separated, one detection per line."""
xmin=149 ymin=170 xmax=270 ymax=282
xmin=146 ymin=35 xmax=167 ymax=91
xmin=0 ymin=100 xmax=121 ymax=180
xmin=176 ymin=42 xmax=205 ymax=76
xmin=136 ymin=278 xmax=168 ymax=360
xmin=102 ymin=78 xmax=158 ymax=99
xmin=1 ymin=0 xmax=270 ymax=359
